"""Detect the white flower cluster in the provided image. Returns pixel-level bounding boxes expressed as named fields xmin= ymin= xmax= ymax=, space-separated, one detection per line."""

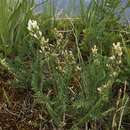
xmin=97 ymin=42 xmax=123 ymax=94
xmin=40 ymin=36 xmax=50 ymax=55
xmin=97 ymin=80 xmax=114 ymax=102
xmin=113 ymin=42 xmax=123 ymax=57
xmin=27 ymin=19 xmax=49 ymax=55
xmin=56 ymin=50 xmax=80 ymax=73
xmin=52 ymin=28 xmax=81 ymax=73
xmin=54 ymin=28 xmax=64 ymax=45
xmin=91 ymin=45 xmax=98 ymax=55
xmin=39 ymin=27 xmax=63 ymax=57
xmin=28 ymin=19 xmax=39 ymax=31
xmin=91 ymin=45 xmax=101 ymax=66
xmin=107 ymin=42 xmax=123 ymax=78
xmin=27 ymin=19 xmax=42 ymax=39
xmin=97 ymin=80 xmax=111 ymax=93
xmin=27 ymin=21 xmax=80 ymax=74
xmin=109 ymin=42 xmax=123 ymax=65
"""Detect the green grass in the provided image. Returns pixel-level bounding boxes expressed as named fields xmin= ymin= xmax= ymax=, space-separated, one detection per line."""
xmin=0 ymin=0 xmax=130 ymax=130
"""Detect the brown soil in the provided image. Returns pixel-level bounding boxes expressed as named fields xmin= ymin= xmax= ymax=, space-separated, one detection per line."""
xmin=0 ymin=68 xmax=43 ymax=130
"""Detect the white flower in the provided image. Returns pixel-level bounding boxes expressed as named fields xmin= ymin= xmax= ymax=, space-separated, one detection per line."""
xmin=118 ymin=60 xmax=122 ymax=64
xmin=58 ymin=33 xmax=63 ymax=39
xmin=109 ymin=55 xmax=115 ymax=60
xmin=38 ymin=31 xmax=42 ymax=37
xmin=106 ymin=64 xmax=109 ymax=67
xmin=112 ymin=42 xmax=123 ymax=57
xmin=41 ymin=46 xmax=45 ymax=51
xmin=113 ymin=42 xmax=120 ymax=48
xmin=69 ymin=50 xmax=73 ymax=55
xmin=111 ymin=71 xmax=118 ymax=77
xmin=34 ymin=34 xmax=39 ymax=39
xmin=106 ymin=3 xmax=110 ymax=6
xmin=76 ymin=66 xmax=81 ymax=71
xmin=27 ymin=19 xmax=39 ymax=31
xmin=92 ymin=45 xmax=98 ymax=55
xmin=41 ymin=36 xmax=49 ymax=43
xmin=97 ymin=87 xmax=102 ymax=92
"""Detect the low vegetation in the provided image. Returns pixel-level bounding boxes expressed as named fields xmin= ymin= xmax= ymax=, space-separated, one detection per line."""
xmin=0 ymin=0 xmax=130 ymax=130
